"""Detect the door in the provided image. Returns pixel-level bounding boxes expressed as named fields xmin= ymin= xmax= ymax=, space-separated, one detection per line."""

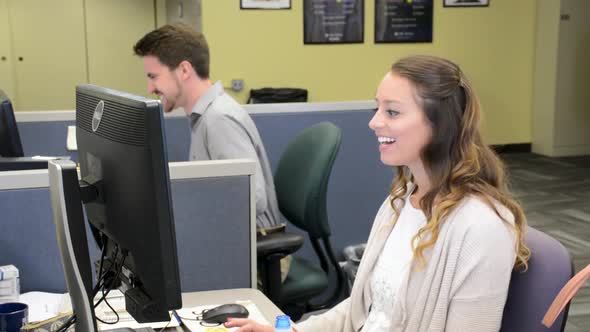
xmin=554 ymin=0 xmax=590 ymax=153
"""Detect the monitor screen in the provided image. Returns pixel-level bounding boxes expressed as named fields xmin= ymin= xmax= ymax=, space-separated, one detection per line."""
xmin=50 ymin=84 xmax=182 ymax=328
xmin=0 ymin=97 xmax=24 ymax=158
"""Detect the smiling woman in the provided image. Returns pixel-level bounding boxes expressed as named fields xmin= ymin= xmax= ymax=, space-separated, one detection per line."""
xmin=370 ymin=72 xmax=433 ymax=177
xmin=225 ymin=55 xmax=530 ymax=332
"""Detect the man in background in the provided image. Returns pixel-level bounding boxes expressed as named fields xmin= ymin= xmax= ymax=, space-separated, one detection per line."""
xmin=133 ymin=23 xmax=290 ymax=280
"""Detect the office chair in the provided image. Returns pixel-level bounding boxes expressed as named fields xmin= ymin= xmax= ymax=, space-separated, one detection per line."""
xmin=500 ymin=226 xmax=574 ymax=332
xmin=257 ymin=122 xmax=344 ymax=320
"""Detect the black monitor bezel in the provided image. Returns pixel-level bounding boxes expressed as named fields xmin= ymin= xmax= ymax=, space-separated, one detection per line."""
xmin=0 ymin=98 xmax=24 ymax=158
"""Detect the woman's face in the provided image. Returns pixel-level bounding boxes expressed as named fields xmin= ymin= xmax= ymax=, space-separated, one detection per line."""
xmin=369 ymin=72 xmax=432 ymax=170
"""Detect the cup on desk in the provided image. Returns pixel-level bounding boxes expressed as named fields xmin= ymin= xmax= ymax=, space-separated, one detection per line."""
xmin=0 ymin=302 xmax=28 ymax=332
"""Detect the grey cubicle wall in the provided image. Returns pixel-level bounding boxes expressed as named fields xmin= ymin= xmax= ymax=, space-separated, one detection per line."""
xmin=0 ymin=172 xmax=69 ymax=293
xmin=17 ymin=116 xmax=189 ymax=163
xmin=0 ymin=160 xmax=255 ymax=293
xmin=15 ymin=102 xmax=394 ymax=263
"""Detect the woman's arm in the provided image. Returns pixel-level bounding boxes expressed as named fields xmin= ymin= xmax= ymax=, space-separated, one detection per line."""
xmin=445 ymin=205 xmax=516 ymax=331
xmin=295 ymin=297 xmax=351 ymax=332
xmin=224 ymin=298 xmax=350 ymax=332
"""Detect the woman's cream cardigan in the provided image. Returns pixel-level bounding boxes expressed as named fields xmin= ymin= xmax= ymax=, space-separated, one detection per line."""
xmin=297 ymin=195 xmax=517 ymax=332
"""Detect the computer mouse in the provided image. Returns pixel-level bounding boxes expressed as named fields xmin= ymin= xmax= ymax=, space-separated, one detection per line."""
xmin=201 ymin=303 xmax=250 ymax=324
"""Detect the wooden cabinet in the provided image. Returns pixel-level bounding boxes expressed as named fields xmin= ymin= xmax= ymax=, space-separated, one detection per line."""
xmin=2 ymin=0 xmax=156 ymax=111
xmin=7 ymin=0 xmax=87 ymax=110
xmin=0 ymin=0 xmax=16 ymax=100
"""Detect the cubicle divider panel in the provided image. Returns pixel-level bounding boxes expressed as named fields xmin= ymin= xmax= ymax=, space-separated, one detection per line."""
xmin=0 ymin=185 xmax=84 ymax=293
xmin=0 ymin=160 xmax=255 ymax=293
xmin=171 ymin=175 xmax=252 ymax=292
xmin=18 ymin=121 xmax=78 ymax=160
xmin=164 ymin=117 xmax=191 ymax=162
xmin=17 ymin=119 xmax=190 ymax=163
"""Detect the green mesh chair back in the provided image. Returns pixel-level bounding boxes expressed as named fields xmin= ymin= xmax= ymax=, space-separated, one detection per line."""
xmin=274 ymin=122 xmax=341 ymax=239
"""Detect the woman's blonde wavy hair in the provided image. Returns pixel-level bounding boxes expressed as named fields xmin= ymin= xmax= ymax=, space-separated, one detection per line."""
xmin=388 ymin=55 xmax=530 ymax=271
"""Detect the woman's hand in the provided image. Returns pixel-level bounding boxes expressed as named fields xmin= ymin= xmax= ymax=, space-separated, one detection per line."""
xmin=223 ymin=318 xmax=275 ymax=332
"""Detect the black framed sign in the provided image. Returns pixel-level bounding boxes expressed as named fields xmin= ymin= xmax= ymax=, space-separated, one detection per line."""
xmin=443 ymin=0 xmax=489 ymax=7
xmin=241 ymin=0 xmax=291 ymax=9
xmin=304 ymin=0 xmax=364 ymax=44
xmin=375 ymin=0 xmax=433 ymax=43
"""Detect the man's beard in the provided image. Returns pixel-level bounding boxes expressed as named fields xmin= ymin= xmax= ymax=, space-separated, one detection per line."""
xmin=163 ymin=98 xmax=175 ymax=113
xmin=163 ymin=77 xmax=183 ymax=113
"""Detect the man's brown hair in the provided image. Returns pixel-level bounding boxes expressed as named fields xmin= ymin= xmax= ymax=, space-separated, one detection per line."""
xmin=133 ymin=23 xmax=209 ymax=78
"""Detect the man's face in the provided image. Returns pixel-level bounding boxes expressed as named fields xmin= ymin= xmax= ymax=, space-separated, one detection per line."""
xmin=142 ymin=55 xmax=182 ymax=113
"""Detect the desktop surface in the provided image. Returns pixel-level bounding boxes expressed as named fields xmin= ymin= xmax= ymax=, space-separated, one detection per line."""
xmin=120 ymin=288 xmax=282 ymax=332
xmin=181 ymin=288 xmax=282 ymax=318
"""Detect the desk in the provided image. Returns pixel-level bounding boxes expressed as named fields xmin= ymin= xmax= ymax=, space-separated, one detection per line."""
xmin=182 ymin=288 xmax=282 ymax=319
xmin=160 ymin=288 xmax=282 ymax=332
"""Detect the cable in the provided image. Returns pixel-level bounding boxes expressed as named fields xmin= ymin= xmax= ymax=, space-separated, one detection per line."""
xmin=55 ymin=247 xmax=109 ymax=332
xmin=57 ymin=245 xmax=129 ymax=332
xmin=94 ymin=248 xmax=128 ymax=325
xmin=157 ymin=316 xmax=173 ymax=332
xmin=93 ymin=245 xmax=119 ymax=309
xmin=55 ymin=315 xmax=76 ymax=332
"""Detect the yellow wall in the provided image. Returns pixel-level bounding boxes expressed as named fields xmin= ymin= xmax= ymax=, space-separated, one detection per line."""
xmin=85 ymin=0 xmax=156 ymax=98
xmin=202 ymin=0 xmax=536 ymax=145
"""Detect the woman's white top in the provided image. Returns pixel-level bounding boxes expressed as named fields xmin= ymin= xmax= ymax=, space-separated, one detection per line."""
xmin=361 ymin=196 xmax=427 ymax=332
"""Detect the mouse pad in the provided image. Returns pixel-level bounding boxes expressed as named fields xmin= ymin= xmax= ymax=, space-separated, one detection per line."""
xmin=175 ymin=301 xmax=269 ymax=332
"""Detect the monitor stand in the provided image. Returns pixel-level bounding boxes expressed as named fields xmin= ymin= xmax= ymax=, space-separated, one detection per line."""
xmin=48 ymin=159 xmax=98 ymax=332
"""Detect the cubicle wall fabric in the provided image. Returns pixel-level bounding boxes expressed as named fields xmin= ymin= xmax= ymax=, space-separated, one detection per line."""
xmin=0 ymin=188 xmax=81 ymax=292
xmin=172 ymin=176 xmax=252 ymax=292
xmin=0 ymin=169 xmax=253 ymax=293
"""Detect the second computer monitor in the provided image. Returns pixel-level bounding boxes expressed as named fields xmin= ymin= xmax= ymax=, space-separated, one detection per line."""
xmin=0 ymin=98 xmax=24 ymax=158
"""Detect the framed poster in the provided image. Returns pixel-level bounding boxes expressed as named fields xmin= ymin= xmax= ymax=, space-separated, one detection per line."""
xmin=241 ymin=0 xmax=291 ymax=9
xmin=443 ymin=0 xmax=489 ymax=7
xmin=375 ymin=0 xmax=433 ymax=43
xmin=304 ymin=0 xmax=364 ymax=44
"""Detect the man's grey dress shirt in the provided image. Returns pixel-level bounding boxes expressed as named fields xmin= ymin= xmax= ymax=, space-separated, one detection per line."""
xmin=188 ymin=81 xmax=281 ymax=229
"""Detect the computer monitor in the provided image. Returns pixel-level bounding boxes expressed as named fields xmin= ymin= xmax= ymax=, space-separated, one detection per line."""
xmin=0 ymin=97 xmax=53 ymax=171
xmin=0 ymin=97 xmax=24 ymax=157
xmin=48 ymin=84 xmax=182 ymax=332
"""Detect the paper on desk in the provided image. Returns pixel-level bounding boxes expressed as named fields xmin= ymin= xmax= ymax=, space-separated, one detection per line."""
xmin=66 ymin=125 xmax=77 ymax=151
xmin=19 ymin=292 xmax=72 ymax=323
xmin=95 ymin=290 xmax=179 ymax=330
xmin=175 ymin=301 xmax=269 ymax=332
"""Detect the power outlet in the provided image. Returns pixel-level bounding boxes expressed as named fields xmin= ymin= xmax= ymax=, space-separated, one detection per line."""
xmin=231 ymin=79 xmax=244 ymax=92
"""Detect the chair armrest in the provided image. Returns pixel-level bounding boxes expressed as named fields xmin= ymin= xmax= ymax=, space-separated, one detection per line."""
xmin=257 ymin=232 xmax=304 ymax=258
